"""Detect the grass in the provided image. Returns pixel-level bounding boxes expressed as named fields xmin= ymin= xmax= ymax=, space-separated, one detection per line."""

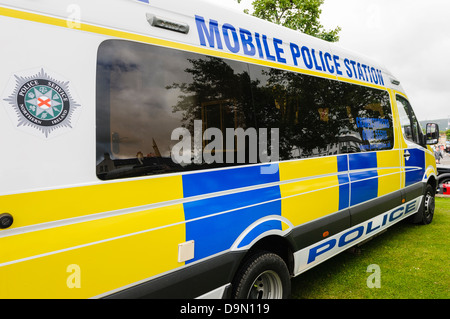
xmin=291 ymin=197 xmax=450 ymax=299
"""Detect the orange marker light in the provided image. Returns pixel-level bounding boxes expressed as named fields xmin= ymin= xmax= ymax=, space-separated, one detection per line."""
xmin=323 ymin=231 xmax=330 ymax=238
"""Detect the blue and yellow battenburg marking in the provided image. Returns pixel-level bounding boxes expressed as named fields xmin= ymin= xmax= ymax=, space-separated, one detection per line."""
xmin=0 ymin=148 xmax=414 ymax=298
xmin=179 ymin=148 xmax=410 ymax=263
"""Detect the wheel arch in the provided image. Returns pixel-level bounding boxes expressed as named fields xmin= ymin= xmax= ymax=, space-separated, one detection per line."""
xmin=230 ymin=216 xmax=296 ymax=276
xmin=428 ymin=174 xmax=437 ymax=191
xmin=244 ymin=235 xmax=296 ymax=276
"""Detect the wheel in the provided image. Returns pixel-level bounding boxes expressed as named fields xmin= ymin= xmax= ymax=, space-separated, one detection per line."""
xmin=231 ymin=251 xmax=291 ymax=299
xmin=415 ymin=184 xmax=435 ymax=225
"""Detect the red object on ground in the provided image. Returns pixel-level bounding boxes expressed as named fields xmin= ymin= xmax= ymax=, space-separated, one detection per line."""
xmin=443 ymin=183 xmax=450 ymax=195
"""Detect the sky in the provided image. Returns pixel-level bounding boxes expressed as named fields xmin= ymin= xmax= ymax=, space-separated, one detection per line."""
xmin=219 ymin=0 xmax=450 ymax=125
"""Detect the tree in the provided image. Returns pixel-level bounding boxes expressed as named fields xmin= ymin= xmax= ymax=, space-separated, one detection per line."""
xmin=236 ymin=0 xmax=341 ymax=42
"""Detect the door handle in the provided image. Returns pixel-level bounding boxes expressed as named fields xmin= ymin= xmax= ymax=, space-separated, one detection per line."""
xmin=404 ymin=151 xmax=411 ymax=158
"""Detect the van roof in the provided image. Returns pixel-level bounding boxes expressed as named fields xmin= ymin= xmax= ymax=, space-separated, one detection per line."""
xmin=1 ymin=0 xmax=403 ymax=92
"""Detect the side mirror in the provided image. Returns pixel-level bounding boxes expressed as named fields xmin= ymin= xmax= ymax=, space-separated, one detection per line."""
xmin=426 ymin=123 xmax=439 ymax=145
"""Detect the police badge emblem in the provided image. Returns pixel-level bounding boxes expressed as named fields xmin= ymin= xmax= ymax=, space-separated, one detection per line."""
xmin=2 ymin=68 xmax=80 ymax=138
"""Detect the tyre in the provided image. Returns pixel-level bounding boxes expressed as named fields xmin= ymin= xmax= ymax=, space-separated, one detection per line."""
xmin=414 ymin=184 xmax=435 ymax=225
xmin=231 ymin=251 xmax=291 ymax=299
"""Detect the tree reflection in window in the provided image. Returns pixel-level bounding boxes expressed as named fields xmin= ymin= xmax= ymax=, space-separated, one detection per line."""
xmin=96 ymin=40 xmax=393 ymax=180
xmin=166 ymin=57 xmax=393 ymax=161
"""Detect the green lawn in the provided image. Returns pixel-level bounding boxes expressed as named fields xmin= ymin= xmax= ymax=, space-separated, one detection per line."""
xmin=291 ymin=197 xmax=450 ymax=299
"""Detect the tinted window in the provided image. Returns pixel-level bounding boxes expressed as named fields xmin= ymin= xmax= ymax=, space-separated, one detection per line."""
xmin=96 ymin=40 xmax=393 ymax=180
xmin=248 ymin=65 xmax=393 ymax=159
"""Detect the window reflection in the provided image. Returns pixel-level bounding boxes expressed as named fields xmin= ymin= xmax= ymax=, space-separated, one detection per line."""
xmin=96 ymin=40 xmax=394 ymax=180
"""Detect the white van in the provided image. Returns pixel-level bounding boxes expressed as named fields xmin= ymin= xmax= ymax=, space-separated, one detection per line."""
xmin=0 ymin=0 xmax=439 ymax=299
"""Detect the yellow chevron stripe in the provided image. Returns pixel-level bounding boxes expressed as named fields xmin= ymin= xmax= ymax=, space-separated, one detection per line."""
xmin=0 ymin=176 xmax=183 ymax=231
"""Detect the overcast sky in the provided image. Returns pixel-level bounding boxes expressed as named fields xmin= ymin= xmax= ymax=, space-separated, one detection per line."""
xmin=220 ymin=0 xmax=450 ymax=125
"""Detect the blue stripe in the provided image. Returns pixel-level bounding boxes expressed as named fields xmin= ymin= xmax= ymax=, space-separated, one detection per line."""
xmin=348 ymin=153 xmax=378 ymax=206
xmin=184 ymin=186 xmax=281 ymax=263
xmin=337 ymin=155 xmax=348 ymax=172
xmin=182 ymin=164 xmax=280 ymax=197
xmin=338 ymin=173 xmax=350 ymax=210
xmin=349 ymin=153 xmax=377 ymax=170
xmin=350 ymin=170 xmax=378 ymax=206
xmin=337 ymin=155 xmax=350 ymax=210
xmin=404 ymin=149 xmax=425 ymax=186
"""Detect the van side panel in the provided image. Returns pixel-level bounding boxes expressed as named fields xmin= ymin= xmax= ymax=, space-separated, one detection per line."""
xmin=279 ymin=156 xmax=344 ymax=228
xmin=377 ymin=150 xmax=402 ymax=197
xmin=0 ymin=203 xmax=186 ymax=298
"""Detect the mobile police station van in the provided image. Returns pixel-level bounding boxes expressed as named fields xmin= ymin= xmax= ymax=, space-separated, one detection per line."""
xmin=0 ymin=0 xmax=440 ymax=299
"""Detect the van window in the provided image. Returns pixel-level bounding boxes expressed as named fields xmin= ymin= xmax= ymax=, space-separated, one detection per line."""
xmin=396 ymin=95 xmax=422 ymax=145
xmin=96 ymin=40 xmax=394 ymax=180
xmin=248 ymin=65 xmax=393 ymax=158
